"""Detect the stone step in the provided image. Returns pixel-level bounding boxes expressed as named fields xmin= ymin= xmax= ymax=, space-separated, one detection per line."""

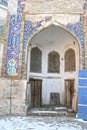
xmin=27 ymin=107 xmax=76 ymax=117
xmin=28 ymin=110 xmax=67 ymax=116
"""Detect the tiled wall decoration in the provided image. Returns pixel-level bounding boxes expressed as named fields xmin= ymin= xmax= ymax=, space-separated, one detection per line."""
xmin=0 ymin=25 xmax=5 ymax=43
xmin=6 ymin=15 xmax=22 ymax=75
xmin=6 ymin=0 xmax=85 ymax=75
xmin=67 ymin=16 xmax=85 ymax=69
xmin=6 ymin=0 xmax=25 ymax=75
xmin=0 ymin=0 xmax=8 ymax=6
xmin=22 ymin=16 xmax=84 ymax=73
xmin=22 ymin=17 xmax=52 ymax=72
xmin=17 ymin=0 xmax=25 ymax=14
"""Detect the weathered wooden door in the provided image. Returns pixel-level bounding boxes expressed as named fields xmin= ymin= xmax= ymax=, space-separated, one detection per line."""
xmin=65 ymin=80 xmax=74 ymax=107
xmin=29 ymin=79 xmax=42 ymax=108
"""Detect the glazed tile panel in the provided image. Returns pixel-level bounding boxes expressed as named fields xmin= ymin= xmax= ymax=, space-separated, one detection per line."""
xmin=6 ymin=15 xmax=21 ymax=75
xmin=22 ymin=20 xmax=46 ymax=73
xmin=67 ymin=16 xmax=85 ymax=68
xmin=0 ymin=0 xmax=8 ymax=6
xmin=6 ymin=0 xmax=24 ymax=75
xmin=22 ymin=16 xmax=84 ymax=73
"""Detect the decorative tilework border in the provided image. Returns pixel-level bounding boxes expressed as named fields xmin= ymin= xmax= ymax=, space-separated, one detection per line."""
xmin=66 ymin=16 xmax=85 ymax=68
xmin=6 ymin=0 xmax=25 ymax=75
xmin=22 ymin=16 xmax=84 ymax=73
xmin=22 ymin=17 xmax=52 ymax=72
xmin=6 ymin=0 xmax=85 ymax=75
xmin=6 ymin=15 xmax=21 ymax=75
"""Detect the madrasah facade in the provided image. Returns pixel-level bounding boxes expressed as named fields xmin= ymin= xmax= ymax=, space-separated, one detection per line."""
xmin=0 ymin=0 xmax=87 ymax=119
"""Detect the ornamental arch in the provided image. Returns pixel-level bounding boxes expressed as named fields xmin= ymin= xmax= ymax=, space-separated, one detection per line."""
xmin=25 ymin=23 xmax=82 ymax=111
xmin=23 ymin=23 xmax=82 ymax=79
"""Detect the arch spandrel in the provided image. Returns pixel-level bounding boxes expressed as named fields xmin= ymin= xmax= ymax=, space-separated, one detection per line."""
xmin=22 ymin=17 xmax=83 ymax=78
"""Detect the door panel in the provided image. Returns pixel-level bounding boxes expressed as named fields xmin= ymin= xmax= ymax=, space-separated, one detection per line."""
xmin=29 ymin=79 xmax=42 ymax=108
xmin=65 ymin=80 xmax=74 ymax=107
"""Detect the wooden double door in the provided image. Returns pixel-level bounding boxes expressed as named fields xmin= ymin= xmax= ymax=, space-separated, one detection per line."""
xmin=29 ymin=79 xmax=42 ymax=108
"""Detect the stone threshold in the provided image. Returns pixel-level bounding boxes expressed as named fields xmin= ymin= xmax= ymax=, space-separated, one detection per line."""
xmin=28 ymin=107 xmax=76 ymax=117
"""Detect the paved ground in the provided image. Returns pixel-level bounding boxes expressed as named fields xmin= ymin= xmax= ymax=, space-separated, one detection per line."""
xmin=0 ymin=116 xmax=87 ymax=130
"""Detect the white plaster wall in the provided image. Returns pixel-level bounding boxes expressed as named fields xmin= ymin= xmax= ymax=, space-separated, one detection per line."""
xmin=42 ymin=78 xmax=63 ymax=105
xmin=28 ymin=25 xmax=79 ymax=106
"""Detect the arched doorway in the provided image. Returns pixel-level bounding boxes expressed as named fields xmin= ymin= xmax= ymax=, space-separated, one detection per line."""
xmin=26 ymin=24 xmax=81 ymax=112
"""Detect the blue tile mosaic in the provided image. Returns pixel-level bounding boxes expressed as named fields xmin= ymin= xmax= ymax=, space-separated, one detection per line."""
xmin=6 ymin=15 xmax=22 ymax=75
xmin=17 ymin=0 xmax=25 ymax=14
xmin=0 ymin=0 xmax=8 ymax=6
xmin=6 ymin=0 xmax=24 ymax=75
xmin=22 ymin=17 xmax=52 ymax=72
xmin=6 ymin=1 xmax=85 ymax=75
xmin=22 ymin=16 xmax=84 ymax=73
xmin=67 ymin=16 xmax=85 ymax=69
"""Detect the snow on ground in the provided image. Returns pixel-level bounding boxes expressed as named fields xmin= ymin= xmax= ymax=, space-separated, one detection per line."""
xmin=0 ymin=116 xmax=87 ymax=130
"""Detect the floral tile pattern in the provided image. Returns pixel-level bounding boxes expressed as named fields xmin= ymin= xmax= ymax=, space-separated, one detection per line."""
xmin=6 ymin=0 xmax=85 ymax=75
xmin=6 ymin=0 xmax=24 ymax=75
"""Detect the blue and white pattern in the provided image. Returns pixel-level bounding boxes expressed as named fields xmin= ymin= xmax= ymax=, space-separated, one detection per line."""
xmin=6 ymin=0 xmax=85 ymax=75
xmin=0 ymin=0 xmax=8 ymax=6
xmin=6 ymin=0 xmax=24 ymax=75
xmin=22 ymin=16 xmax=84 ymax=73
xmin=67 ymin=16 xmax=85 ymax=69
xmin=6 ymin=15 xmax=21 ymax=75
xmin=22 ymin=18 xmax=51 ymax=72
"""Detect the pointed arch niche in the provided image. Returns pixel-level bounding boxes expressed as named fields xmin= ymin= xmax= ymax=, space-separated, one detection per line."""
xmin=25 ymin=24 xmax=82 ymax=111
xmin=48 ymin=51 xmax=60 ymax=73
xmin=65 ymin=48 xmax=76 ymax=72
xmin=25 ymin=24 xmax=82 ymax=78
xmin=30 ymin=47 xmax=42 ymax=73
